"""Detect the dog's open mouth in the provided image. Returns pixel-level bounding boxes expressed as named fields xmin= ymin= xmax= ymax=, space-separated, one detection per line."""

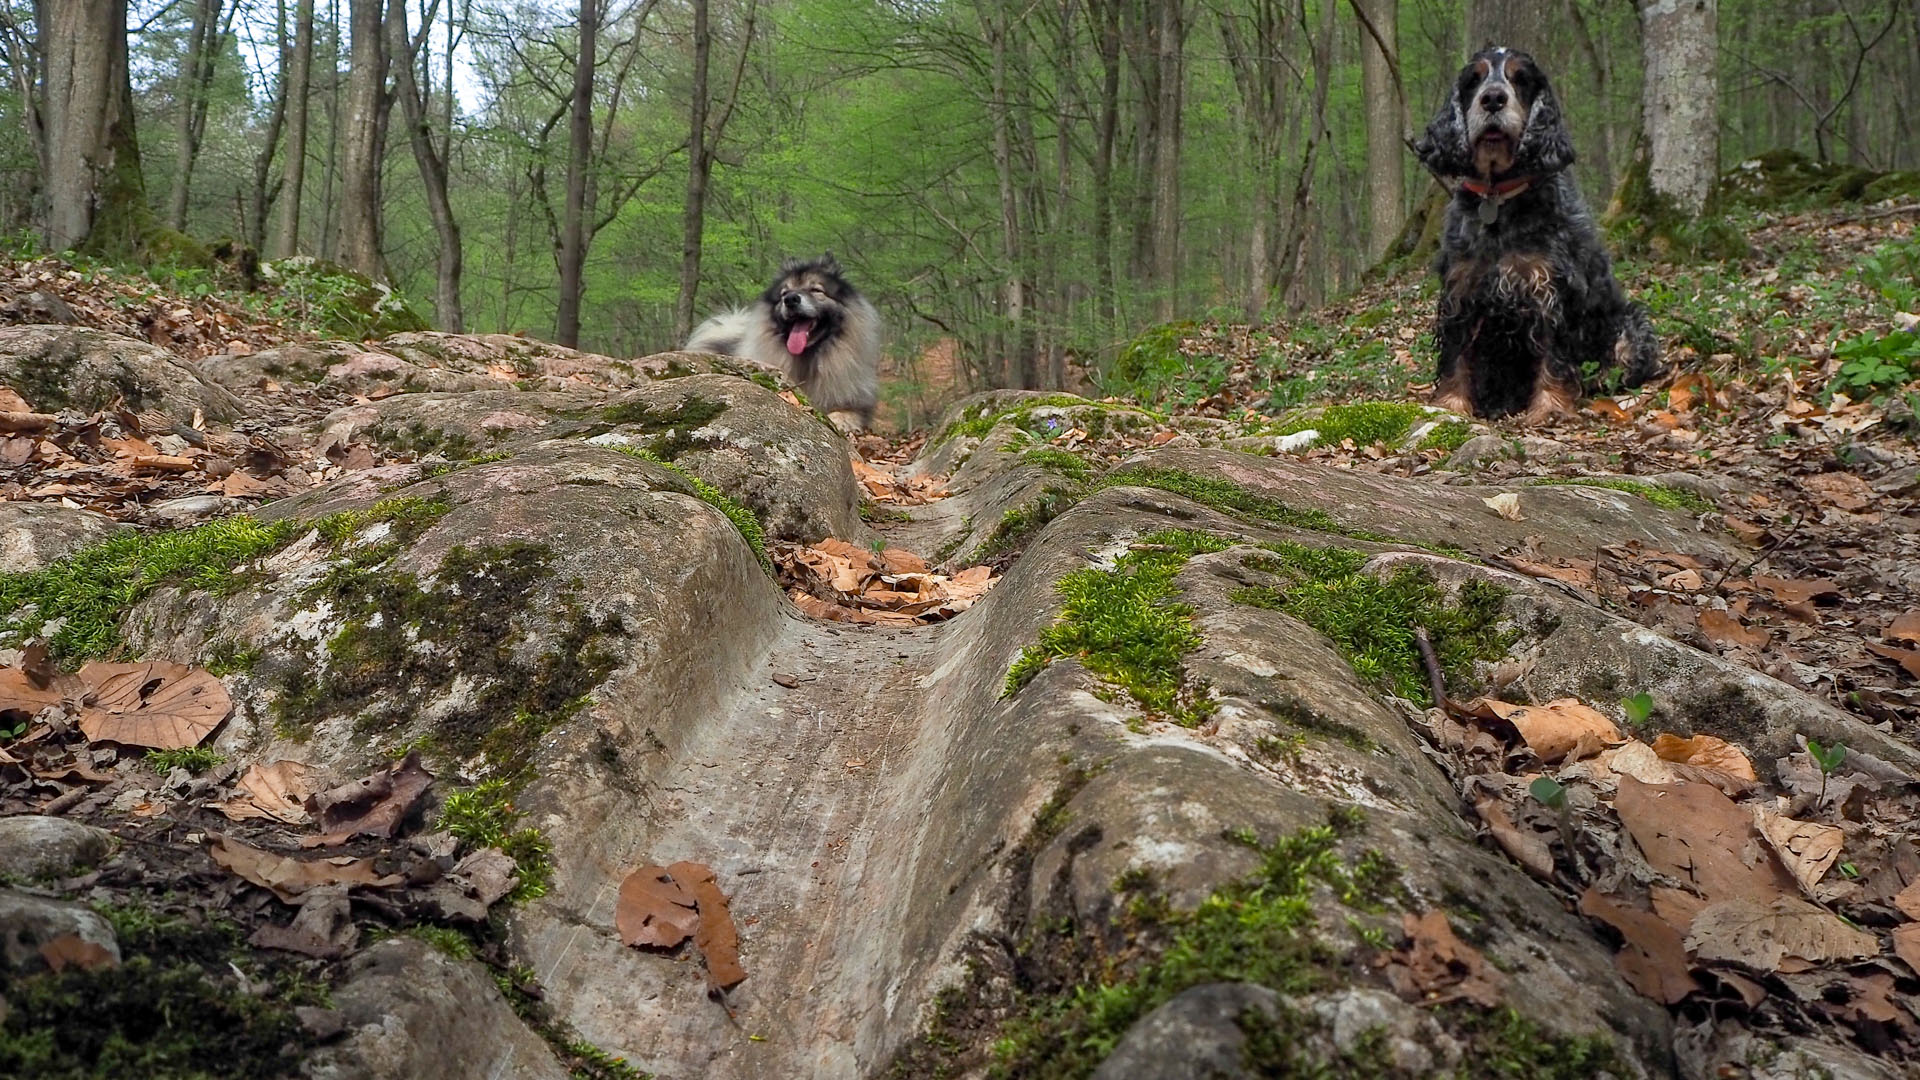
xmin=785 ymin=318 xmax=816 ymax=356
xmin=1475 ymin=131 xmax=1511 ymax=150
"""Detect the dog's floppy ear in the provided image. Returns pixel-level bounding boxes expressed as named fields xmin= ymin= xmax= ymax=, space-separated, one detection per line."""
xmin=1515 ymin=78 xmax=1575 ymax=175
xmin=1412 ymin=86 xmax=1472 ymax=177
xmin=816 ymin=251 xmax=842 ymax=276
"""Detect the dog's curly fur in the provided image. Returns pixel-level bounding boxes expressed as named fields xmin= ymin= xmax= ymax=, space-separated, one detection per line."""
xmin=1412 ymin=47 xmax=1664 ymax=421
xmin=685 ymin=254 xmax=881 ymax=431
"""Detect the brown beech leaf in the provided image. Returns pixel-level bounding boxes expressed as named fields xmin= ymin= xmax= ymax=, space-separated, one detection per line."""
xmin=617 ymin=864 xmax=700 ymax=949
xmin=1886 ymin=612 xmax=1920 ymax=645
xmin=213 ymin=760 xmax=328 ymax=824
xmin=1378 ymin=910 xmax=1504 ymax=1008
xmin=1578 ymin=889 xmax=1700 ymax=1005
xmin=38 ymin=933 xmax=119 ymax=972
xmin=300 ymin=751 xmax=434 ymax=844
xmin=669 ymin=860 xmax=747 ymax=992
xmin=208 ymin=834 xmax=401 ymax=902
xmin=1649 ymin=733 xmax=1758 ymax=783
xmin=1697 ymin=609 xmax=1770 ymax=651
xmin=1800 ymin=471 xmax=1875 ymax=511
xmin=1893 ymin=880 xmax=1920 ymax=922
xmin=74 ymin=661 xmax=231 ymax=749
xmin=1471 ymin=793 xmax=1555 ymax=880
xmin=1613 ymin=777 xmax=1797 ymax=925
xmin=1754 ymin=810 xmax=1845 ymax=895
xmin=1752 ymin=575 xmax=1841 ymax=606
xmin=1894 ymin=924 xmax=1920 ymax=974
xmin=1865 ymin=643 xmax=1920 ymax=680
xmin=1465 ymin=697 xmax=1620 ymax=764
xmin=1685 ymin=896 xmax=1877 ymax=971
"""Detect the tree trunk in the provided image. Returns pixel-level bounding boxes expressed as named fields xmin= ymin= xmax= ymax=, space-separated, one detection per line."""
xmin=167 ymin=0 xmax=223 ymax=230
xmin=333 ymin=0 xmax=387 ymax=276
xmin=39 ymin=0 xmax=145 ymax=255
xmin=1464 ymin=0 xmax=1548 ymax=51
xmin=1148 ymin=0 xmax=1185 ymax=320
xmin=1640 ymin=0 xmax=1718 ymax=215
xmin=1277 ymin=0 xmax=1335 ymax=310
xmin=247 ymin=0 xmax=289 ymax=256
xmin=985 ymin=0 xmax=1024 ymax=388
xmin=555 ymin=0 xmax=596 ymax=348
xmin=389 ymin=0 xmax=463 ymax=330
xmin=1357 ymin=0 xmax=1404 ymax=264
xmin=274 ymin=0 xmax=315 ymax=257
xmin=1089 ymin=0 xmax=1121 ymax=332
xmin=672 ymin=0 xmax=711 ymax=344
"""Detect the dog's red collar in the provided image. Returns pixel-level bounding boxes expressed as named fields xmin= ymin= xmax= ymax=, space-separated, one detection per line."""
xmin=1459 ymin=175 xmax=1535 ymax=199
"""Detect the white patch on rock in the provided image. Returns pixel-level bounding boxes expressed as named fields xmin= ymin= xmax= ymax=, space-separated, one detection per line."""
xmin=584 ymin=432 xmax=635 ymax=447
xmin=1219 ymin=650 xmax=1280 ymax=677
xmin=288 ymin=601 xmax=338 ymax=643
xmin=1276 ymin=429 xmax=1320 ymax=452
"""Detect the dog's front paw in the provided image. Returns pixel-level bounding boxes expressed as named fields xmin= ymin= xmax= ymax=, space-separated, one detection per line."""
xmin=826 ymin=410 xmax=868 ymax=436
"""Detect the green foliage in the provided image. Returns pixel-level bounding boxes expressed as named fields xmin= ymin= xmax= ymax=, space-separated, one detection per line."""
xmin=146 ymin=746 xmax=226 ymax=774
xmin=564 ymin=1040 xmax=651 ymax=1080
xmin=1621 ymin=692 xmax=1655 ymax=729
xmin=1019 ymin=447 xmax=1095 ymax=481
xmin=607 ymin=445 xmax=768 ymax=570
xmin=438 ymin=778 xmax=555 ymax=903
xmin=975 ymin=486 xmax=1079 ymax=562
xmin=1529 ymin=776 xmax=1568 ymax=809
xmin=1231 ymin=543 xmax=1512 ymax=705
xmin=1097 ymin=321 xmax=1236 ymax=407
xmin=936 ymin=396 xmax=1144 ymax=445
xmin=1807 ymin=738 xmax=1848 ymax=775
xmin=260 ymin=256 xmax=430 ymax=339
xmin=1829 ymin=330 xmax=1920 ymax=402
xmin=1854 ymin=235 xmax=1920 ymax=311
xmin=600 ymin=397 xmax=730 ymax=461
xmin=1531 ymin=477 xmax=1715 ymax=513
xmin=1098 ymin=467 xmax=1344 ymax=533
xmin=1416 ymin=420 xmax=1473 ymax=453
xmin=1268 ymin=401 xmax=1431 ymax=449
xmin=1004 ymin=529 xmax=1231 ymax=726
xmin=401 ymin=925 xmax=477 ymax=960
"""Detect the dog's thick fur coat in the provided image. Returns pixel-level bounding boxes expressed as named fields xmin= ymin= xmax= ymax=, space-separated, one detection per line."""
xmin=685 ymin=255 xmax=881 ymax=431
xmin=1412 ymin=47 xmax=1664 ymax=421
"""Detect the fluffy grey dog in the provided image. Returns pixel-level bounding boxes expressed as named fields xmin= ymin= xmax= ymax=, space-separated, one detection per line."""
xmin=685 ymin=254 xmax=881 ymax=431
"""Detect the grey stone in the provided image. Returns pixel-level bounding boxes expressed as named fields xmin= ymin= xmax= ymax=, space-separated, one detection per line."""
xmin=0 ymin=816 xmax=113 ymax=880
xmin=0 ymin=325 xmax=244 ymax=423
xmin=0 ymin=888 xmax=121 ymax=972
xmin=1091 ymin=982 xmax=1278 ymax=1080
xmin=0 ymin=502 xmax=123 ymax=571
xmin=148 ymin=494 xmax=242 ymax=525
xmin=1445 ymin=433 xmax=1514 ymax=469
xmin=303 ymin=938 xmax=569 ymax=1080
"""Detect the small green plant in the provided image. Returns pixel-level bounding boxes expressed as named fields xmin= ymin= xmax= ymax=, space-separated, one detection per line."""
xmin=1620 ymin=692 xmax=1654 ymax=730
xmin=146 ymin=747 xmax=226 ymax=774
xmin=1829 ymin=330 xmax=1920 ymax=402
xmin=1529 ymin=775 xmax=1576 ymax=860
xmin=1268 ymin=401 xmax=1430 ymax=450
xmin=1807 ymin=737 xmax=1848 ymax=802
xmin=438 ymin=779 xmax=555 ymax=903
xmin=1531 ymin=477 xmax=1714 ymax=513
xmin=0 ymin=716 xmax=27 ymax=743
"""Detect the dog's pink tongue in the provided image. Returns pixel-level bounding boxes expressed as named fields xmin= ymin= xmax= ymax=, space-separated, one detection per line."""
xmin=786 ymin=319 xmax=815 ymax=356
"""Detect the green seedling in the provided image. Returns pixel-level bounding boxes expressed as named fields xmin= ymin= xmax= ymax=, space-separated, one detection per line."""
xmin=1621 ymin=692 xmax=1654 ymax=729
xmin=1530 ymin=775 xmax=1576 ymax=863
xmin=1807 ymin=737 xmax=1847 ymax=802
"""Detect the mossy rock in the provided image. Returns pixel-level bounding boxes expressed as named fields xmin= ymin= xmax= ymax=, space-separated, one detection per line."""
xmin=1605 ymin=141 xmax=1749 ymax=261
xmin=261 ymin=257 xmax=431 ymax=339
xmin=1721 ymin=148 xmax=1920 ymax=209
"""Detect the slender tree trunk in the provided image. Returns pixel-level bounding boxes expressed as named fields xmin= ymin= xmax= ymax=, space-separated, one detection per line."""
xmin=985 ymin=0 xmax=1024 ymax=387
xmin=1277 ymin=0 xmax=1335 ymax=309
xmin=1148 ymin=0 xmax=1185 ymax=320
xmin=247 ymin=0 xmax=289 ymax=255
xmin=1047 ymin=0 xmax=1075 ymax=389
xmin=167 ymin=0 xmax=223 ymax=230
xmin=389 ymin=0 xmax=463 ymax=329
xmin=555 ymin=0 xmax=596 ymax=348
xmin=38 ymin=0 xmax=144 ymax=255
xmin=1090 ymin=0 xmax=1121 ymax=332
xmin=1640 ymin=0 xmax=1718 ymax=215
xmin=1357 ymin=0 xmax=1403 ymax=264
xmin=672 ymin=0 xmax=711 ymax=344
xmin=274 ymin=0 xmax=315 ymax=257
xmin=333 ymin=0 xmax=388 ymax=276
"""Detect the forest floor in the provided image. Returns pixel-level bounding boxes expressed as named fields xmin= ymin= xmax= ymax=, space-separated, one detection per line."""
xmin=1 ymin=199 xmax=1918 ymax=1078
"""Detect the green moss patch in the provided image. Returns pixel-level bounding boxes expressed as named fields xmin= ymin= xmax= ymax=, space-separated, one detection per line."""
xmin=1019 ymin=447 xmax=1095 ymax=482
xmin=1005 ymin=529 xmax=1231 ymax=727
xmin=606 ymin=444 xmax=768 ymax=569
xmin=1230 ymin=543 xmax=1512 ymax=705
xmin=368 ymin=420 xmax=480 ymax=462
xmin=1099 ymin=467 xmax=1346 ymax=534
xmin=976 ymin=487 xmax=1080 ymax=563
xmin=1415 ymin=420 xmax=1473 ymax=453
xmin=936 ymin=395 xmax=1152 ymax=445
xmin=438 ymin=778 xmax=556 ymax=903
xmin=600 ymin=396 xmax=730 ymax=462
xmin=1268 ymin=401 xmax=1430 ymax=450
xmin=1530 ymin=476 xmax=1714 ymax=513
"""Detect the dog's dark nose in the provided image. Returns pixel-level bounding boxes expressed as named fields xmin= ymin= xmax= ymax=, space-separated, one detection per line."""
xmin=782 ymin=293 xmax=802 ymax=309
xmin=1479 ymin=87 xmax=1508 ymax=112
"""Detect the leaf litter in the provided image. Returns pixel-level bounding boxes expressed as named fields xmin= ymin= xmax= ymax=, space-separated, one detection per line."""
xmin=617 ymin=861 xmax=747 ymax=992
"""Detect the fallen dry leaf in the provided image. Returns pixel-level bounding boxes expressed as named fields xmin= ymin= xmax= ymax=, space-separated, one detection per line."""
xmin=301 ymin=751 xmax=434 ymax=844
xmin=1650 ymin=733 xmax=1758 ymax=782
xmin=1755 ymin=810 xmax=1844 ymax=895
xmin=1378 ymin=909 xmax=1504 ymax=1007
xmin=617 ymin=864 xmax=700 ymax=949
xmin=1698 ymin=609 xmax=1771 ymax=651
xmin=1894 ymin=924 xmax=1920 ymax=974
xmin=1481 ymin=492 xmax=1523 ymax=520
xmin=1465 ymin=697 xmax=1620 ymax=764
xmin=1613 ymin=776 xmax=1797 ymax=924
xmin=1685 ymin=895 xmax=1877 ymax=970
xmin=673 ymin=860 xmax=747 ymax=991
xmin=213 ymin=760 xmax=328 ymax=824
xmin=38 ymin=933 xmax=118 ymax=972
xmin=1886 ymin=612 xmax=1920 ymax=645
xmin=1472 ymin=793 xmax=1555 ymax=880
xmin=74 ymin=661 xmax=231 ymax=750
xmin=1578 ymin=889 xmax=1700 ymax=1005
xmin=208 ymin=834 xmax=401 ymax=902
xmin=1799 ymin=471 xmax=1875 ymax=512
xmin=1865 ymin=642 xmax=1920 ymax=680
xmin=1894 ymin=880 xmax=1920 ymax=922
xmin=1752 ymin=575 xmax=1841 ymax=606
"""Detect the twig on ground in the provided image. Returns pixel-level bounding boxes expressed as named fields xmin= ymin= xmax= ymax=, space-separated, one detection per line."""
xmin=1414 ymin=627 xmax=1452 ymax=713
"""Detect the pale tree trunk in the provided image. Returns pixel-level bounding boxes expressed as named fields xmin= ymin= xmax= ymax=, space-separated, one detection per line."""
xmin=246 ymin=0 xmax=289 ymax=255
xmin=1640 ymin=0 xmax=1718 ymax=215
xmin=333 ymin=0 xmax=388 ymax=277
xmin=671 ymin=0 xmax=711 ymax=344
xmin=273 ymin=0 xmax=314 ymax=257
xmin=1465 ymin=0 xmax=1548 ymax=50
xmin=1089 ymin=0 xmax=1120 ymax=331
xmin=167 ymin=0 xmax=224 ymax=230
xmin=38 ymin=0 xmax=145 ymax=254
xmin=1277 ymin=0 xmax=1335 ymax=310
xmin=1355 ymin=0 xmax=1404 ymax=264
xmin=555 ymin=0 xmax=595 ymax=348
xmin=1046 ymin=0 xmax=1074 ymax=389
xmin=985 ymin=0 xmax=1024 ymax=387
xmin=389 ymin=0 xmax=463 ymax=330
xmin=1148 ymin=0 xmax=1185 ymax=320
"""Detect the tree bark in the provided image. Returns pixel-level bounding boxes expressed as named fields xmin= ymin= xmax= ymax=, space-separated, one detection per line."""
xmin=1640 ymin=0 xmax=1718 ymax=215
xmin=38 ymin=0 xmax=145 ymax=255
xmin=1148 ymin=0 xmax=1185 ymax=320
xmin=1356 ymin=0 xmax=1404 ymax=264
xmin=247 ymin=0 xmax=289 ymax=255
xmin=555 ymin=0 xmax=596 ymax=348
xmin=333 ymin=0 xmax=389 ymax=276
xmin=167 ymin=0 xmax=224 ymax=230
xmin=1089 ymin=0 xmax=1121 ymax=331
xmin=389 ymin=0 xmax=463 ymax=330
xmin=274 ymin=0 xmax=315 ymax=257
xmin=671 ymin=0 xmax=712 ymax=344
xmin=985 ymin=0 xmax=1025 ymax=387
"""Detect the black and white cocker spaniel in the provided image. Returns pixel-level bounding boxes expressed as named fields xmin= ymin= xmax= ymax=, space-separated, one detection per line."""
xmin=1412 ymin=46 xmax=1664 ymax=421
